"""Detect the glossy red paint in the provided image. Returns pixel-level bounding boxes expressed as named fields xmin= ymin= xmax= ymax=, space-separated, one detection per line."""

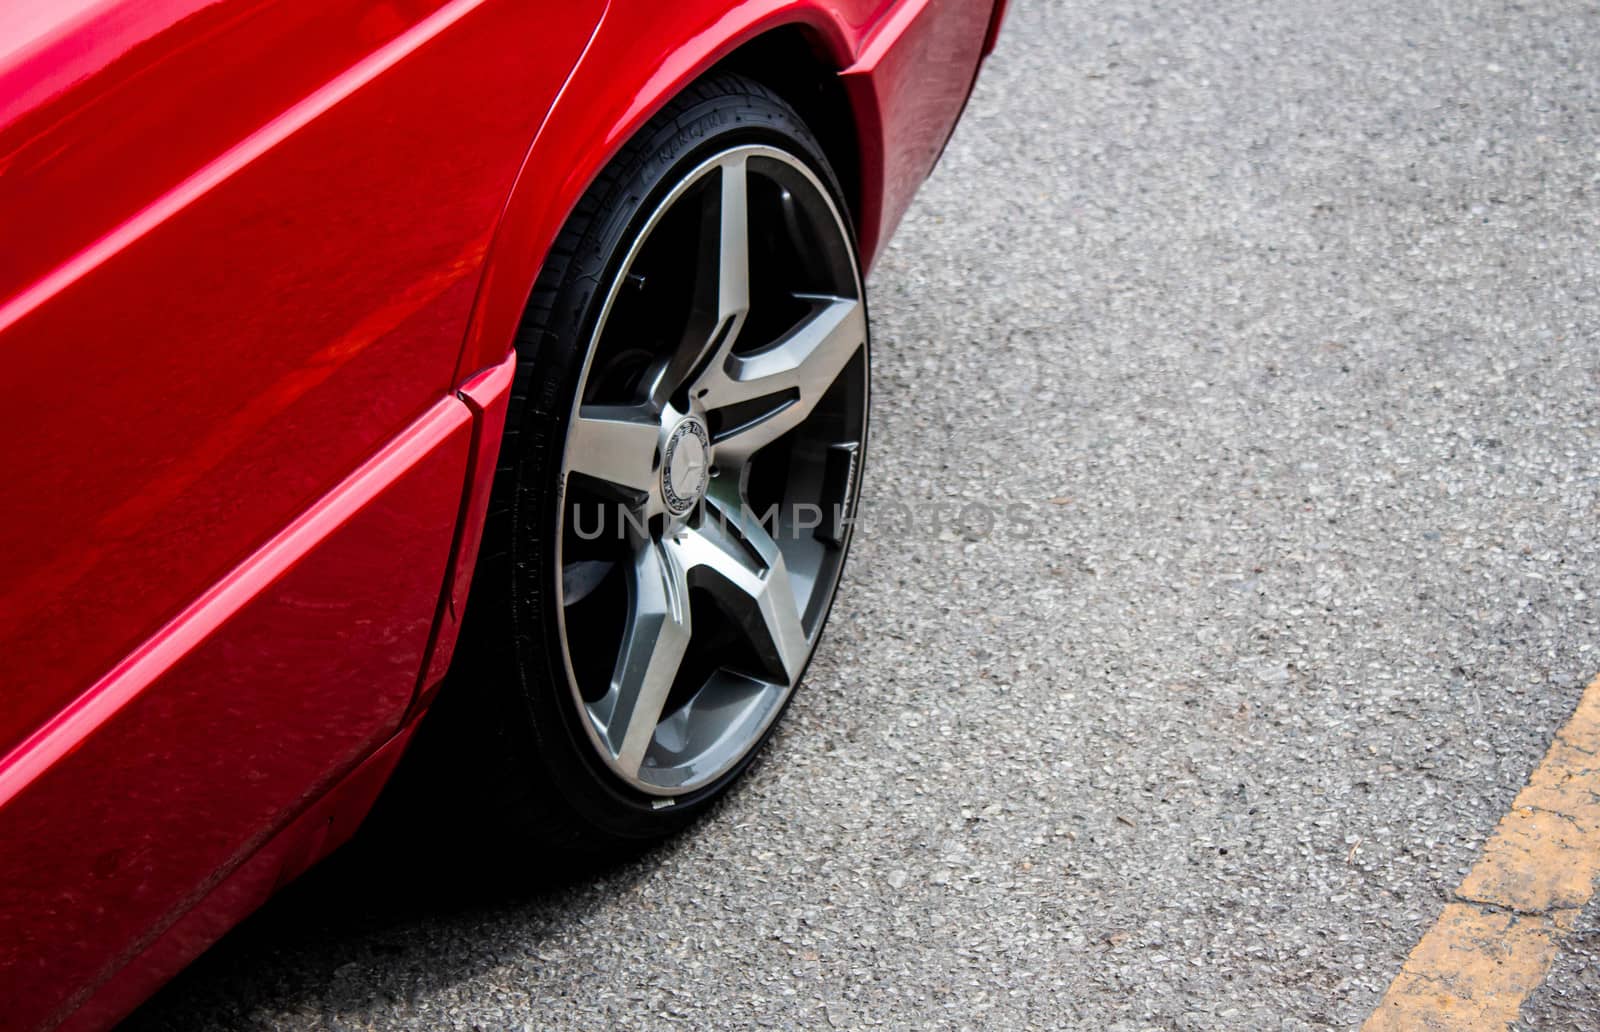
xmin=53 ymin=718 xmax=425 ymax=1032
xmin=416 ymin=350 xmax=519 ymax=700
xmin=0 ymin=0 xmax=605 ymax=764
xmin=0 ymin=0 xmax=999 ymax=1026
xmin=841 ymin=0 xmax=996 ymax=264
xmin=0 ymin=398 xmax=472 ymax=1031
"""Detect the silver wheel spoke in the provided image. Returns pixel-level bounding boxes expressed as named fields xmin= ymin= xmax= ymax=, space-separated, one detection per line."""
xmin=701 ymin=296 xmax=865 ymax=462
xmin=686 ymin=494 xmax=809 ymax=684
xmin=714 ymin=154 xmax=751 ymax=335
xmin=566 ymin=405 xmax=660 ymax=494
xmin=605 ymin=541 xmax=692 ymax=776
xmin=653 ymin=155 xmax=752 ymax=406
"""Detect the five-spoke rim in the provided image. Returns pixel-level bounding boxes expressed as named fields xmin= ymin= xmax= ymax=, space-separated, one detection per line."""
xmin=555 ymin=144 xmax=868 ymax=795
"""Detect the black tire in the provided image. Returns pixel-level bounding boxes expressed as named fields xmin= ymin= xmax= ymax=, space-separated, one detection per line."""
xmin=406 ymin=73 xmax=865 ymax=859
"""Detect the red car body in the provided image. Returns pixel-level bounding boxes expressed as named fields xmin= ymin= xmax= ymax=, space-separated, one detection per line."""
xmin=0 ymin=1 xmax=1001 ymax=1027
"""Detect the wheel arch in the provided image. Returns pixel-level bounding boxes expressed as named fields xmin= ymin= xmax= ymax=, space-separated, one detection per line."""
xmin=450 ymin=3 xmax=885 ymax=387
xmin=705 ymin=26 xmax=866 ymax=249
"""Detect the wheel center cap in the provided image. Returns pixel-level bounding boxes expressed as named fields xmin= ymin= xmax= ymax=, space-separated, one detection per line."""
xmin=662 ymin=417 xmax=711 ymax=515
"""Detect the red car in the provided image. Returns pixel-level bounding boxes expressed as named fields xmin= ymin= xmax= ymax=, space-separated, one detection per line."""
xmin=0 ymin=0 xmax=1003 ymax=1027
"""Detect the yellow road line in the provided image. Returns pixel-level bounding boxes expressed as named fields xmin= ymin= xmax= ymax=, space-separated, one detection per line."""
xmin=1364 ymin=674 xmax=1600 ymax=1031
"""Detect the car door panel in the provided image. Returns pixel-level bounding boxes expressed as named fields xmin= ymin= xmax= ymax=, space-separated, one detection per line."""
xmin=0 ymin=398 xmax=471 ymax=1031
xmin=0 ymin=0 xmax=605 ymax=1026
xmin=0 ymin=0 xmax=465 ymax=303
xmin=0 ymin=0 xmax=603 ymax=759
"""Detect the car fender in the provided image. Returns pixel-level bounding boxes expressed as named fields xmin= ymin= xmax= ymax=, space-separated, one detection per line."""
xmin=452 ymin=1 xmax=873 ymax=387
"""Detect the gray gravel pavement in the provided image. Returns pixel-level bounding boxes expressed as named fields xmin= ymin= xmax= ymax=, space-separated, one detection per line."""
xmin=129 ymin=0 xmax=1600 ymax=1028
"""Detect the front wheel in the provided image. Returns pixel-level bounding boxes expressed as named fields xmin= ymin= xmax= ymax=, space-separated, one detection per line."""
xmin=435 ymin=74 xmax=869 ymax=856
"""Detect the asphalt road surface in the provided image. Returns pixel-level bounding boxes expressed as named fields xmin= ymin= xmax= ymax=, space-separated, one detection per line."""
xmin=129 ymin=0 xmax=1600 ymax=1028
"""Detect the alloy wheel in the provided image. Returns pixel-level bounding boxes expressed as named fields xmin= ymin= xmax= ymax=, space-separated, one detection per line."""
xmin=555 ymin=144 xmax=868 ymax=795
